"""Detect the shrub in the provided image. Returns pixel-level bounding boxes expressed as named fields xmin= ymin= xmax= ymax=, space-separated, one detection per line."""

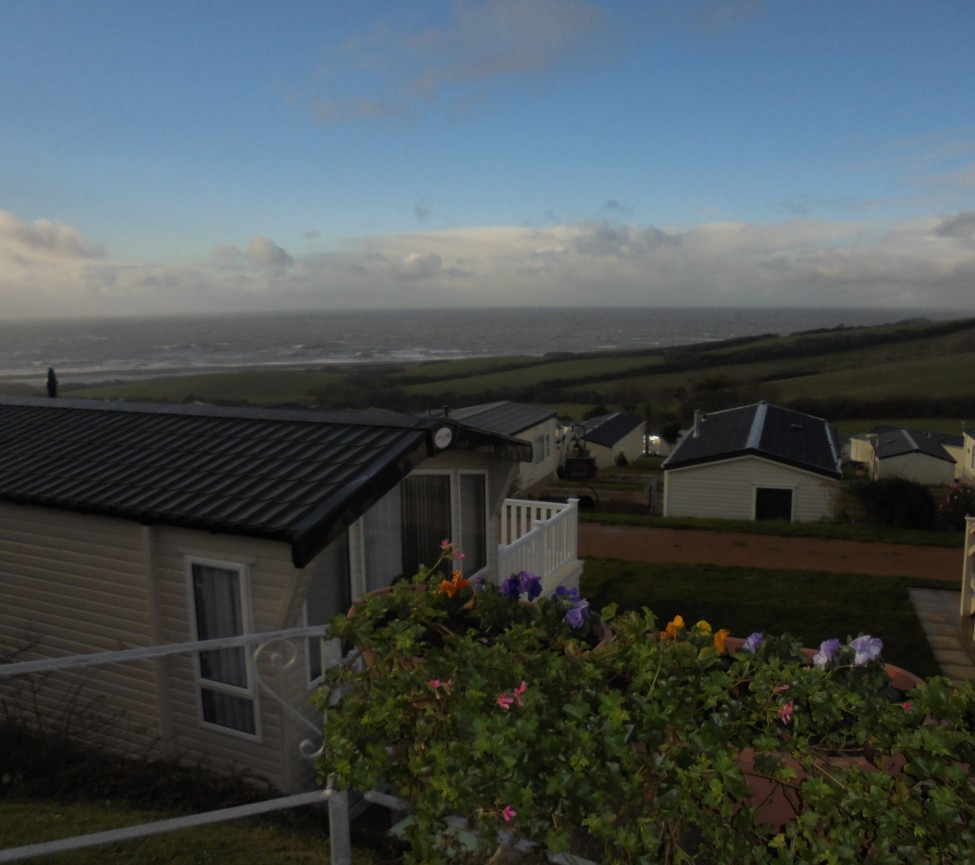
xmin=317 ymin=549 xmax=975 ymax=864
xmin=847 ymin=477 xmax=938 ymax=529
xmin=939 ymin=480 xmax=975 ymax=531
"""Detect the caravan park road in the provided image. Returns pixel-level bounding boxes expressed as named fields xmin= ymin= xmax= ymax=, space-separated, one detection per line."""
xmin=577 ymin=523 xmax=963 ymax=582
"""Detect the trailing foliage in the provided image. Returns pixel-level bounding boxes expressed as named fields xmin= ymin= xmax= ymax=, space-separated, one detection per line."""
xmin=317 ymin=550 xmax=975 ymax=864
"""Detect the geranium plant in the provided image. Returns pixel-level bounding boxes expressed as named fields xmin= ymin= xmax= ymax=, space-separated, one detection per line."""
xmin=316 ymin=551 xmax=975 ymax=865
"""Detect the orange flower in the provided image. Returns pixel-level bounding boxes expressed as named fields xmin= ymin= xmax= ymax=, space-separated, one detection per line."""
xmin=713 ymin=629 xmax=730 ymax=653
xmin=662 ymin=615 xmax=685 ymax=639
xmin=438 ymin=572 xmax=471 ymax=597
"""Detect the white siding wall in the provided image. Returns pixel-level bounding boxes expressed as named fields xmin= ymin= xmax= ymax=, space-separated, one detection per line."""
xmin=663 ymin=456 xmax=837 ymax=522
xmin=0 ymin=503 xmax=163 ymax=754
xmin=515 ymin=417 xmax=558 ymax=492
xmin=874 ymin=453 xmax=956 ymax=486
xmin=0 ymin=502 xmax=309 ymax=793
xmin=961 ymin=433 xmax=975 ymax=483
xmin=149 ymin=525 xmax=305 ymax=792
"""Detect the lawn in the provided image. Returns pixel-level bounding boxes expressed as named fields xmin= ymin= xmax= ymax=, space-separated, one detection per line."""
xmin=581 ymin=558 xmax=954 ymax=679
xmin=0 ymin=798 xmax=372 ymax=864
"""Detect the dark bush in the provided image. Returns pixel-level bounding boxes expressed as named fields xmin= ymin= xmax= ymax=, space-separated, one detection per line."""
xmin=847 ymin=478 xmax=938 ymax=530
xmin=938 ymin=481 xmax=975 ymax=532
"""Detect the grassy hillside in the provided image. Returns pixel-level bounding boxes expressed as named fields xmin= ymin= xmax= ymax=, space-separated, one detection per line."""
xmin=56 ymin=315 xmax=975 ymax=428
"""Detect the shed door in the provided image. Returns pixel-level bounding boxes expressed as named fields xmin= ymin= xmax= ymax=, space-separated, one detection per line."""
xmin=755 ymin=487 xmax=793 ymax=521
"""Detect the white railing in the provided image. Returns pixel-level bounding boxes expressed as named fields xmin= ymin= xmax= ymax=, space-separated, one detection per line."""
xmin=962 ymin=515 xmax=975 ymax=646
xmin=497 ymin=498 xmax=580 ymax=586
xmin=0 ymin=626 xmax=357 ymax=865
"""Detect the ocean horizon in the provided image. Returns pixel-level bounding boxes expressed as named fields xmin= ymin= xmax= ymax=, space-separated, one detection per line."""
xmin=0 ymin=306 xmax=966 ymax=385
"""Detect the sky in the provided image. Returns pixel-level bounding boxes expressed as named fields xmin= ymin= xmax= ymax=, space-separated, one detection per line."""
xmin=2 ymin=0 xmax=974 ymax=319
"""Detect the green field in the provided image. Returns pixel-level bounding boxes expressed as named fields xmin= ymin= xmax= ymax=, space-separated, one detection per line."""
xmin=25 ymin=314 xmax=975 ymax=429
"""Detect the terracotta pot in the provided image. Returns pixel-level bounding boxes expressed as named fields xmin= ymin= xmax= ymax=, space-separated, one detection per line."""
xmin=737 ymin=746 xmax=907 ymax=831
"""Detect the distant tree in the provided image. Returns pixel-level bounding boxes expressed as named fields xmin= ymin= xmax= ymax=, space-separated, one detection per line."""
xmin=583 ymin=404 xmax=611 ymax=420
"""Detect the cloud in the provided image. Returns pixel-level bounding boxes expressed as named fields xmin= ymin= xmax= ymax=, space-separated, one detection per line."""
xmin=690 ymin=0 xmax=766 ymax=34
xmin=311 ymin=0 xmax=616 ymax=123
xmin=3 ymin=209 xmax=975 ymax=318
xmin=247 ymin=236 xmax=294 ymax=271
xmin=0 ymin=210 xmax=104 ymax=260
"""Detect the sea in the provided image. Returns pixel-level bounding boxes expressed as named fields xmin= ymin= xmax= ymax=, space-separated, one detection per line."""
xmin=0 ymin=306 xmax=966 ymax=385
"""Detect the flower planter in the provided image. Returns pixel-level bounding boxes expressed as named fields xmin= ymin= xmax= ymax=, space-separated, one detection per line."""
xmin=724 ymin=633 xmax=924 ymax=831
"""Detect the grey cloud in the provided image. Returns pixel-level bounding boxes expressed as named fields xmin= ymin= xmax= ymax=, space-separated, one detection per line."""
xmin=312 ymin=0 xmax=615 ymax=123
xmin=398 ymin=252 xmax=444 ymax=279
xmin=936 ymin=211 xmax=975 ymax=241
xmin=691 ymin=0 xmax=766 ymax=34
xmin=247 ymin=236 xmax=294 ymax=271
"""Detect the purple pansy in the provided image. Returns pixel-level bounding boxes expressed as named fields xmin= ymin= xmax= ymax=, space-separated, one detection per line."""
xmin=742 ymin=632 xmax=764 ymax=653
xmin=564 ymin=598 xmax=590 ymax=629
xmin=500 ymin=574 xmax=522 ymax=599
xmin=555 ymin=586 xmax=580 ymax=602
xmin=812 ymin=638 xmax=842 ymax=669
xmin=849 ymin=635 xmax=883 ymax=666
xmin=518 ymin=570 xmax=542 ymax=601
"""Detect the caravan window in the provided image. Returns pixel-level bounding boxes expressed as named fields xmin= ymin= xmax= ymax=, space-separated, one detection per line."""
xmin=188 ymin=559 xmax=258 ymax=737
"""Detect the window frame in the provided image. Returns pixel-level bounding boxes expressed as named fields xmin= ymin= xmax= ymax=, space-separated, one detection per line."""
xmin=185 ymin=556 xmax=261 ymax=741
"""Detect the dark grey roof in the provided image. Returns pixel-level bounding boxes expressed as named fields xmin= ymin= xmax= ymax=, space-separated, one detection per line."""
xmin=871 ymin=428 xmax=955 ymax=463
xmin=442 ymin=401 xmax=554 ymax=437
xmin=662 ymin=402 xmax=841 ymax=478
xmin=856 ymin=425 xmax=963 ymax=450
xmin=0 ymin=397 xmax=530 ymax=567
xmin=580 ymin=413 xmax=644 ymax=447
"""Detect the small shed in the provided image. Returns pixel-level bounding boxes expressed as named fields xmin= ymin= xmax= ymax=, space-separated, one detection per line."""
xmin=662 ymin=402 xmax=842 ymax=522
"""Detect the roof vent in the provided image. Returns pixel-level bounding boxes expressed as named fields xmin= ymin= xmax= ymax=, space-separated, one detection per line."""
xmin=791 ymin=423 xmax=803 ymax=431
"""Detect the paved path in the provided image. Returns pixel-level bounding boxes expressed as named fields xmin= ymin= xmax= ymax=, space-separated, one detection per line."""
xmin=579 ymin=522 xmax=975 ymax=683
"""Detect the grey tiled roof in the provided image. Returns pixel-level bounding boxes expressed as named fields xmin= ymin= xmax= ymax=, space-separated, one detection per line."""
xmin=442 ymin=401 xmax=554 ymax=436
xmin=662 ymin=402 xmax=842 ymax=478
xmin=871 ymin=428 xmax=955 ymax=463
xmin=0 ymin=397 xmax=530 ymax=567
xmin=580 ymin=413 xmax=645 ymax=447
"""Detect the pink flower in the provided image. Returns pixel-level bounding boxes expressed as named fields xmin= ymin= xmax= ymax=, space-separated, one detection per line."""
xmin=902 ymin=700 xmax=912 ymax=713
xmin=778 ymin=701 xmax=794 ymax=725
xmin=497 ymin=694 xmax=514 ymax=710
xmin=512 ymin=681 xmax=527 ymax=705
xmin=502 ymin=805 xmax=517 ymax=822
xmin=774 ymin=684 xmax=790 ymax=693
xmin=428 ymin=678 xmax=453 ymax=694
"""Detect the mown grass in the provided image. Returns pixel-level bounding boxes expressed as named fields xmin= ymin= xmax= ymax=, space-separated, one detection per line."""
xmin=581 ymin=559 xmax=954 ymax=679
xmin=0 ymin=727 xmax=391 ymax=864
xmin=0 ymin=798 xmax=373 ymax=865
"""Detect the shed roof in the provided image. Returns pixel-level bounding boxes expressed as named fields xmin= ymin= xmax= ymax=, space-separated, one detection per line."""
xmin=0 ymin=397 xmax=530 ymax=567
xmin=662 ymin=402 xmax=841 ymax=478
xmin=580 ymin=413 xmax=644 ymax=448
